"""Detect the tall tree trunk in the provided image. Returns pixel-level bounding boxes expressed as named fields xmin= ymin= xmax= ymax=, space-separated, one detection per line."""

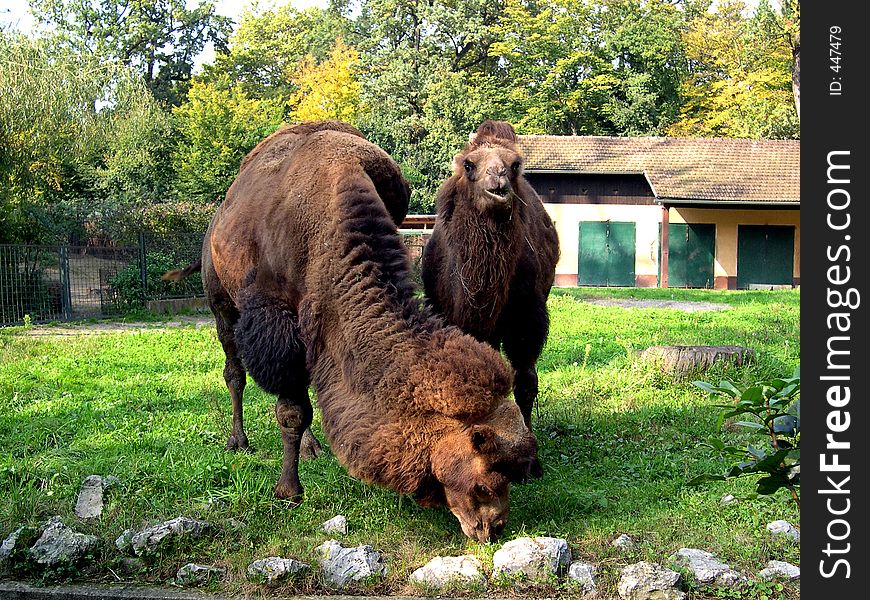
xmin=792 ymin=35 xmax=800 ymax=120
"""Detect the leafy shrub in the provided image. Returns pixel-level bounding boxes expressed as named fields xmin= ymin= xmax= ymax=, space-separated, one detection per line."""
xmin=690 ymin=367 xmax=800 ymax=507
xmin=108 ymin=252 xmax=180 ymax=311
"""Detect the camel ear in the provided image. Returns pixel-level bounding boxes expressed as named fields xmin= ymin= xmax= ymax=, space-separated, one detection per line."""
xmin=468 ymin=132 xmax=477 ymax=143
xmin=470 ymin=425 xmax=497 ymax=454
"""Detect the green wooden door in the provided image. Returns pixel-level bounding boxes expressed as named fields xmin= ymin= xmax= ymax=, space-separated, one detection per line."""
xmin=659 ymin=223 xmax=715 ymax=288
xmin=737 ymin=225 xmax=795 ymax=288
xmin=579 ymin=221 xmax=636 ymax=287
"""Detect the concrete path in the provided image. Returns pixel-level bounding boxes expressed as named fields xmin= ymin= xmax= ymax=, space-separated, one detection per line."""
xmin=0 ymin=581 xmax=419 ymax=600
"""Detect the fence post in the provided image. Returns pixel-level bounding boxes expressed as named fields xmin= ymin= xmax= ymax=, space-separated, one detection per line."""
xmin=138 ymin=232 xmax=148 ymax=303
xmin=59 ymin=245 xmax=73 ymax=320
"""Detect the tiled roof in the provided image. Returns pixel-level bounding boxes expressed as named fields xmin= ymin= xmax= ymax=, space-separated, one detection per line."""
xmin=518 ymin=136 xmax=800 ymax=204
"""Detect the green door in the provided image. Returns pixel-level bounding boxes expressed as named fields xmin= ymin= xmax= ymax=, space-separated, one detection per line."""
xmin=737 ymin=225 xmax=795 ymax=288
xmin=579 ymin=221 xmax=636 ymax=287
xmin=660 ymin=223 xmax=715 ymax=288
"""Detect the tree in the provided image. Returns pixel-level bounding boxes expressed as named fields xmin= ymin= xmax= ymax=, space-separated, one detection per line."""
xmin=490 ymin=0 xmax=604 ymax=134
xmin=29 ymin=0 xmax=232 ymax=105
xmin=288 ymin=39 xmax=362 ymax=123
xmin=202 ymin=1 xmax=351 ymax=100
xmin=669 ymin=0 xmax=798 ymax=138
xmin=171 ymin=78 xmax=285 ymax=204
xmin=490 ymin=0 xmax=687 ymax=136
xmin=752 ymin=0 xmax=799 ymax=118
xmin=0 ymin=31 xmax=171 ymax=243
xmin=351 ymin=0 xmax=509 ymax=211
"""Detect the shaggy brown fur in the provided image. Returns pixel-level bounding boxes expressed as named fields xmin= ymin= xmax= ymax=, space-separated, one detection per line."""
xmin=421 ymin=121 xmax=560 ymax=447
xmin=177 ymin=121 xmax=538 ymax=542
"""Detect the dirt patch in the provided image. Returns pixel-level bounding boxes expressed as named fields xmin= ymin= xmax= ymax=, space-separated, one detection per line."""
xmin=581 ymin=298 xmax=730 ymax=312
xmin=17 ymin=315 xmax=215 ymax=337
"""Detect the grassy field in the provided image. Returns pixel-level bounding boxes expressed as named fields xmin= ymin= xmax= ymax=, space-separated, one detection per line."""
xmin=0 ymin=287 xmax=800 ymax=598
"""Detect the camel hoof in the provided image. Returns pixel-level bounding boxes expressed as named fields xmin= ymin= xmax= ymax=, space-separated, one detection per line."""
xmin=226 ymin=435 xmax=254 ymax=453
xmin=300 ymin=429 xmax=322 ymax=460
xmin=274 ymin=483 xmax=303 ymax=507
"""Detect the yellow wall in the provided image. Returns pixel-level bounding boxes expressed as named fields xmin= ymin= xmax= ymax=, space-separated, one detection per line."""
xmin=544 ymin=204 xmax=662 ymax=280
xmin=543 ymin=203 xmax=801 ymax=284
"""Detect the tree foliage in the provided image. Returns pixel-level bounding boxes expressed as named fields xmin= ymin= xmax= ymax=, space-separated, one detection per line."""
xmin=289 ymin=39 xmax=362 ymax=123
xmin=0 ymin=31 xmax=170 ymax=243
xmin=171 ymin=78 xmax=285 ymax=205
xmin=490 ymin=0 xmax=687 ymax=136
xmin=351 ymin=0 xmax=509 ymax=211
xmin=668 ymin=0 xmax=799 ymax=138
xmin=3 ymin=0 xmax=801 ymax=241
xmin=201 ymin=2 xmax=351 ymax=100
xmin=29 ymin=0 xmax=232 ymax=105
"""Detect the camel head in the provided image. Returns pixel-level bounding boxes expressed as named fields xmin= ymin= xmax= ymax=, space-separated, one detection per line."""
xmin=429 ymin=402 xmax=538 ymax=542
xmin=452 ymin=120 xmax=524 ymax=219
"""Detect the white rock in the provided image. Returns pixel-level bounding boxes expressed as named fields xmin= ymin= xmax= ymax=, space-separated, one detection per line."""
xmin=316 ymin=540 xmax=387 ymax=588
xmin=0 ymin=526 xmax=29 ymax=565
xmin=669 ymin=548 xmax=745 ymax=587
xmin=613 ymin=533 xmax=637 ymax=550
xmin=759 ymin=560 xmax=800 ymax=581
xmin=74 ymin=475 xmax=119 ymax=519
xmin=115 ymin=529 xmax=134 ymax=553
xmin=320 ymin=515 xmax=348 ymax=535
xmin=128 ymin=516 xmax=212 ymax=556
xmin=409 ymin=555 xmax=486 ymax=589
xmin=176 ymin=563 xmax=225 ymax=586
xmin=720 ymin=494 xmax=737 ymax=505
xmin=567 ymin=561 xmax=598 ymax=592
xmin=492 ymin=536 xmax=571 ymax=581
xmin=27 ymin=517 xmax=99 ymax=568
xmin=247 ymin=556 xmax=310 ymax=586
xmin=766 ymin=520 xmax=800 ymax=542
xmin=618 ymin=561 xmax=686 ymax=600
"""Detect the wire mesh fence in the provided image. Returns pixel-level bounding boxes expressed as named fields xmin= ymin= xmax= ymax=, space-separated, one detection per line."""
xmin=0 ymin=244 xmax=139 ymax=325
xmin=140 ymin=232 xmax=205 ymax=300
xmin=1 ymin=230 xmax=432 ymax=326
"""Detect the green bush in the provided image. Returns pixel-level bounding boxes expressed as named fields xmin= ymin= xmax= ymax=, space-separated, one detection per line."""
xmin=108 ymin=252 xmax=180 ymax=311
xmin=690 ymin=367 xmax=800 ymax=507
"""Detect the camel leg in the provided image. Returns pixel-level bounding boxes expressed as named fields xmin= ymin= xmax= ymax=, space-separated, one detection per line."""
xmin=274 ymin=384 xmax=313 ymax=505
xmin=300 ymin=428 xmax=322 ymax=460
xmin=501 ymin=294 xmax=549 ymax=430
xmin=230 ymin=288 xmax=317 ymax=499
xmin=512 ymin=367 xmax=539 ymax=430
xmin=501 ymin=294 xmax=549 ymax=479
xmin=212 ymin=301 xmax=253 ymax=453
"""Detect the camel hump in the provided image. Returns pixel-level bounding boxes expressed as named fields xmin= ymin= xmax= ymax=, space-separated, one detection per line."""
xmin=239 ymin=120 xmax=367 ymax=174
xmin=358 ymin=151 xmax=410 ymax=227
xmin=475 ymin=120 xmax=518 ymax=142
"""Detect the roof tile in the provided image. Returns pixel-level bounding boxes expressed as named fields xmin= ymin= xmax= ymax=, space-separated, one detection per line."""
xmin=518 ymin=136 xmax=799 ymax=204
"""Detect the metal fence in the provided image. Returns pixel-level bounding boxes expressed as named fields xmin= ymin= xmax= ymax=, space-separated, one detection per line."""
xmin=0 ymin=244 xmax=139 ymax=325
xmin=139 ymin=232 xmax=205 ymax=300
xmin=0 ymin=231 xmax=432 ymax=326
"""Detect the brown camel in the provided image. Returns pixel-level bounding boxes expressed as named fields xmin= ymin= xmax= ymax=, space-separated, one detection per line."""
xmin=166 ymin=121 xmax=538 ymax=541
xmin=421 ymin=120 xmax=560 ymax=450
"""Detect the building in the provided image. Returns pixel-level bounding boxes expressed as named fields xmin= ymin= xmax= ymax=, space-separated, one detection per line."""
xmin=518 ymin=136 xmax=800 ymax=289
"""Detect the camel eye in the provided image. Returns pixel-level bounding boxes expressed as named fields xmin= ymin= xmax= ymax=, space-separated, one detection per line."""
xmin=463 ymin=159 xmax=475 ymax=174
xmin=511 ymin=160 xmax=521 ymax=174
xmin=475 ymin=484 xmax=494 ymax=500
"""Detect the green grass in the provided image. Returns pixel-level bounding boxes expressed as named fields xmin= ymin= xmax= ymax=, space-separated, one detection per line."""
xmin=0 ymin=288 xmax=800 ymax=598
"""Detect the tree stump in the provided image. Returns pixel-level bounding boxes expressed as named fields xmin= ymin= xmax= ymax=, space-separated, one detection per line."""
xmin=637 ymin=345 xmax=755 ymax=377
